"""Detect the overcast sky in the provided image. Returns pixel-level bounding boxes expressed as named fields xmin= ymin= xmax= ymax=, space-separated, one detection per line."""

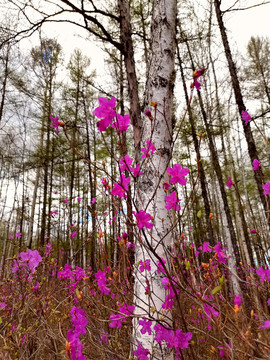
xmin=15 ymin=0 xmax=270 ymax=80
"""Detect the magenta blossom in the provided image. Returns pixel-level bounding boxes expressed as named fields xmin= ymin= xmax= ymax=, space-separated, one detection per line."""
xmin=138 ymin=319 xmax=152 ymax=335
xmin=50 ymin=115 xmax=60 ymax=133
xmin=157 ymin=257 xmax=166 ymax=274
xmin=139 ymin=259 xmax=151 ymax=273
xmin=12 ymin=249 xmax=42 ymax=274
xmin=109 ymin=304 xmax=135 ymax=329
xmin=262 ymin=182 xmax=270 ymax=195
xmin=234 ymin=295 xmax=242 ymax=307
xmin=167 ymin=164 xmax=189 ymax=185
xmin=119 ymin=154 xmax=142 ymax=177
xmin=192 ymin=67 xmax=206 ymax=90
xmin=241 ymin=109 xmax=252 ymax=126
xmin=93 ymin=97 xmax=117 ymax=132
xmin=198 ymin=242 xmax=212 ymax=253
xmin=67 ymin=306 xmax=88 ymax=360
xmin=226 ymin=176 xmax=234 ymax=188
xmin=204 ymin=303 xmax=219 ymax=321
xmin=135 ymin=210 xmax=153 ymax=230
xmin=132 ymin=163 xmax=142 ymax=177
xmin=252 ymin=159 xmax=261 ymax=170
xmin=165 ymin=192 xmax=181 ymax=211
xmin=256 ymin=266 xmax=270 ymax=282
xmin=259 ymin=320 xmax=270 ymax=329
xmin=163 ymin=182 xmax=170 ymax=191
xmin=214 ymin=242 xmax=228 ymax=263
xmin=111 ymin=174 xmax=131 ymax=198
xmin=119 ymin=154 xmax=133 ymax=172
xmin=134 ymin=342 xmax=150 ymax=360
xmin=111 ymin=113 xmax=130 ymax=133
xmin=141 ymin=140 xmax=155 ymax=159
xmin=95 ymin=270 xmax=110 ymax=296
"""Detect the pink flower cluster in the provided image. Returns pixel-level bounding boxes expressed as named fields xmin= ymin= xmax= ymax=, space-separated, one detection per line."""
xmin=192 ymin=67 xmax=206 ymax=90
xmin=111 ymin=174 xmax=131 ymax=199
xmin=93 ymin=97 xmax=130 ymax=133
xmin=109 ymin=303 xmax=135 ymax=328
xmin=67 ymin=306 xmax=88 ymax=360
xmin=58 ymin=264 xmax=87 ymax=282
xmin=95 ymin=270 xmax=110 ymax=296
xmin=119 ymin=154 xmax=142 ymax=177
xmin=12 ymin=249 xmax=42 ymax=274
xmin=141 ymin=140 xmax=156 ymax=159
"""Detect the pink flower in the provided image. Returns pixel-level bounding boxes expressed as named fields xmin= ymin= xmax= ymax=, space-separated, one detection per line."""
xmin=256 ymin=266 xmax=270 ymax=282
xmin=163 ymin=182 xmax=170 ymax=191
xmin=157 ymin=258 xmax=166 ymax=274
xmin=138 ymin=319 xmax=152 ymax=335
xmin=64 ymin=199 xmax=68 ymax=203
xmin=95 ymin=270 xmax=110 ymax=296
xmin=250 ymin=229 xmax=257 ymax=234
xmin=12 ymin=249 xmax=42 ymax=274
xmin=214 ymin=242 xmax=228 ymax=263
xmin=259 ymin=320 xmax=270 ymax=329
xmin=67 ymin=307 xmax=88 ymax=360
xmin=165 ymin=192 xmax=181 ymax=211
xmin=141 ymin=140 xmax=155 ymax=159
xmin=91 ymin=198 xmax=96 ymax=204
xmin=15 ymin=232 xmax=22 ymax=239
xmin=262 ymin=182 xmax=270 ymax=195
xmin=192 ymin=67 xmax=206 ymax=90
xmin=145 ymin=110 xmax=153 ymax=121
xmin=234 ymin=295 xmax=242 ymax=307
xmin=167 ymin=164 xmax=189 ymax=185
xmin=32 ymin=282 xmax=40 ymax=292
xmin=71 ymin=232 xmax=77 ymax=239
xmin=109 ymin=314 xmax=123 ymax=328
xmin=93 ymin=97 xmax=117 ymax=132
xmin=241 ymin=110 xmax=252 ymax=126
xmin=135 ymin=210 xmax=153 ymax=229
xmin=77 ymin=197 xmax=81 ymax=203
xmin=102 ymin=177 xmax=110 ymax=193
xmin=226 ymin=176 xmax=234 ymax=188
xmin=111 ymin=114 xmax=130 ymax=133
xmin=131 ymin=163 xmax=142 ymax=177
xmin=204 ymin=303 xmax=219 ymax=320
xmin=111 ymin=174 xmax=131 ymax=198
xmin=198 ymin=242 xmax=212 ymax=253
xmin=139 ymin=259 xmax=151 ymax=272
xmin=50 ymin=115 xmax=60 ymax=133
xmin=119 ymin=154 xmax=133 ymax=172
xmin=119 ymin=155 xmax=142 ymax=177
xmin=252 ymin=159 xmax=261 ymax=170
xmin=134 ymin=342 xmax=150 ymax=360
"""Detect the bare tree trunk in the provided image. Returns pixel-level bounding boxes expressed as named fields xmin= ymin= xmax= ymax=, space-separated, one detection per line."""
xmin=176 ymin=40 xmax=215 ymax=246
xmin=132 ymin=0 xmax=177 ymax=358
xmin=118 ymin=0 xmax=142 ymax=161
xmin=214 ymin=0 xmax=270 ymax=228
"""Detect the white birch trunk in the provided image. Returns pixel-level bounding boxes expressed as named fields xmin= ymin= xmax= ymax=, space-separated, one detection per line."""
xmin=216 ymin=182 xmax=241 ymax=295
xmin=132 ymin=1 xmax=177 ymax=358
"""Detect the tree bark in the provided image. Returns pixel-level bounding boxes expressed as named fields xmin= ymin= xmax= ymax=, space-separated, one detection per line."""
xmin=214 ymin=0 xmax=270 ymax=227
xmin=132 ymin=0 xmax=177 ymax=358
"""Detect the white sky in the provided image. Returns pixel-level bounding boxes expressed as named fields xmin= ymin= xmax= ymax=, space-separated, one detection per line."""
xmin=224 ymin=1 xmax=270 ymax=53
xmin=17 ymin=1 xmax=270 ymax=80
